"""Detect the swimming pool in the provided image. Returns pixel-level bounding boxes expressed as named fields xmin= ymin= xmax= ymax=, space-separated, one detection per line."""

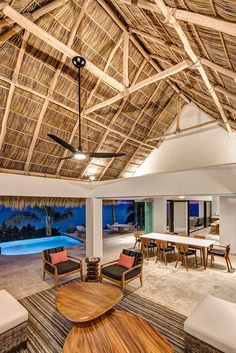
xmin=0 ymin=236 xmax=82 ymax=255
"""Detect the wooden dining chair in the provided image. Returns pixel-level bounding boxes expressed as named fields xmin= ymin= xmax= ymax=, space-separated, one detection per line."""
xmin=164 ymin=231 xmax=175 ymax=235
xmin=133 ymin=231 xmax=142 ymax=249
xmin=156 ymin=240 xmax=175 ymax=266
xmin=191 ymin=235 xmax=206 ymax=265
xmin=175 ymin=243 xmax=198 ymax=271
xmin=140 ymin=238 xmax=157 ymax=260
xmin=208 ymin=244 xmax=233 ymax=272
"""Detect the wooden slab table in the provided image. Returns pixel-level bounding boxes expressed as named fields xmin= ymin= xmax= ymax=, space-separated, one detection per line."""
xmin=141 ymin=233 xmax=216 ymax=269
xmin=63 ymin=309 xmax=174 ymax=353
xmin=56 ymin=282 xmax=123 ymax=322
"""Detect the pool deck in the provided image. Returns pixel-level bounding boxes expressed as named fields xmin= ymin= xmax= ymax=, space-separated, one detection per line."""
xmin=0 ymin=232 xmax=236 ymax=317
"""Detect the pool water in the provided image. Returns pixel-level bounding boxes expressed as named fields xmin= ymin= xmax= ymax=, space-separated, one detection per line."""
xmin=0 ymin=236 xmax=82 ymax=255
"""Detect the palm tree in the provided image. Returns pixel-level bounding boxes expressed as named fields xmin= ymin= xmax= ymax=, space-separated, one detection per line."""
xmin=4 ymin=207 xmax=74 ymax=236
xmin=36 ymin=206 xmax=73 ymax=236
xmin=4 ymin=211 xmax=40 ymax=227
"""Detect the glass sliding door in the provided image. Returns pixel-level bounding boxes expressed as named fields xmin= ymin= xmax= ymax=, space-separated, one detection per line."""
xmin=144 ymin=201 xmax=153 ymax=234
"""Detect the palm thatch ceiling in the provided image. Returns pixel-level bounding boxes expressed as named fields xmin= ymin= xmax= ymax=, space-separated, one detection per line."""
xmin=0 ymin=0 xmax=236 ymax=181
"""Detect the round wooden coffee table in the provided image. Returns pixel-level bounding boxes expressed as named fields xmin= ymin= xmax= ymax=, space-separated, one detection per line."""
xmin=63 ymin=309 xmax=173 ymax=353
xmin=56 ymin=282 xmax=123 ymax=322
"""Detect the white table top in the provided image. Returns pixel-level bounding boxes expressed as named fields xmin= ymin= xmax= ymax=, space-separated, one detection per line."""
xmin=141 ymin=233 xmax=216 ymax=248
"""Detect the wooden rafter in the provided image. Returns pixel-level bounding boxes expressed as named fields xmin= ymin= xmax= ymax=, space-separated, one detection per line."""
xmin=123 ymin=33 xmax=129 ymax=87
xmin=150 ymin=54 xmax=236 ymax=104
xmin=24 ymin=0 xmax=91 ymax=173
xmin=0 ymin=73 xmax=155 ymax=150
xmin=0 ymin=0 xmax=69 ymax=43
xmin=56 ymin=35 xmax=124 ymax=176
xmin=96 ymin=0 xmax=189 ymax=105
xmin=79 ymin=59 xmax=146 ymax=179
xmin=117 ymin=0 xmax=236 ymax=38
xmin=117 ymin=95 xmax=177 ymax=178
xmin=85 ymin=60 xmax=190 ymax=115
xmin=0 ymin=30 xmax=30 ymax=152
xmin=0 ymin=3 xmax=124 ymax=92
xmin=98 ymin=81 xmax=165 ymax=180
xmin=130 ymin=28 xmax=236 ymax=81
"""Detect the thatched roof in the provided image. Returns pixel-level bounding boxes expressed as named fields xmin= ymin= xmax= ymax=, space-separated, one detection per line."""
xmin=0 ymin=0 xmax=236 ymax=181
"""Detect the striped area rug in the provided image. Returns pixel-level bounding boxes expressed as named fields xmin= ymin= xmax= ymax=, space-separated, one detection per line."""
xmin=18 ymin=281 xmax=186 ymax=353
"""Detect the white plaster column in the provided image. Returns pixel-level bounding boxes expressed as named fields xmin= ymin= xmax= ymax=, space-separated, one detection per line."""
xmin=219 ymin=196 xmax=236 ymax=253
xmin=173 ymin=201 xmax=188 ymax=234
xmin=153 ymin=198 xmax=167 ymax=233
xmin=212 ymin=196 xmax=220 ymax=216
xmin=86 ymin=198 xmax=103 ymax=258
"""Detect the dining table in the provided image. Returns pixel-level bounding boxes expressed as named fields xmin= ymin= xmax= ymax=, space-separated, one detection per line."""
xmin=140 ymin=233 xmax=216 ymax=269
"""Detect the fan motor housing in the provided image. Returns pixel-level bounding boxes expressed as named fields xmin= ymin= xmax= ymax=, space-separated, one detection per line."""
xmin=72 ymin=56 xmax=86 ymax=68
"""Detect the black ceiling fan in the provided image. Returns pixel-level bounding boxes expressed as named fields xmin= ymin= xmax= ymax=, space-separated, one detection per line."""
xmin=48 ymin=56 xmax=125 ymax=161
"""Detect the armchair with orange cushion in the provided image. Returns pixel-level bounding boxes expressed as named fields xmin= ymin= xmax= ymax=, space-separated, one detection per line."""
xmin=42 ymin=246 xmax=83 ymax=289
xmin=100 ymin=249 xmax=143 ymax=291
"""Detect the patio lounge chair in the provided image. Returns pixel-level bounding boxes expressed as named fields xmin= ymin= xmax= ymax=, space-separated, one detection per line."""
xmin=100 ymin=249 xmax=143 ymax=291
xmin=42 ymin=246 xmax=83 ymax=289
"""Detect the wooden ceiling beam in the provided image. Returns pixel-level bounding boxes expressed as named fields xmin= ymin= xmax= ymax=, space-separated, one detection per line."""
xmin=80 ymin=59 xmax=146 ymax=179
xmin=131 ymin=28 xmax=236 ymax=81
xmin=97 ymin=0 xmax=189 ymax=105
xmin=117 ymin=95 xmax=178 ymax=178
xmin=0 ymin=0 xmax=68 ymax=43
xmin=24 ymin=0 xmax=90 ymax=173
xmin=85 ymin=60 xmax=190 ymax=114
xmin=98 ymin=81 xmax=164 ymax=180
xmin=118 ymin=0 xmax=236 ymax=38
xmin=0 ymin=2 xmax=124 ymax=92
xmin=150 ymin=0 xmax=231 ymax=132
xmin=0 ymin=74 xmax=154 ymax=150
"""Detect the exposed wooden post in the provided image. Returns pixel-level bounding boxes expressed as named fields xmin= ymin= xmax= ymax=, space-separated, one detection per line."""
xmin=0 ymin=30 xmax=30 ymax=152
xmin=123 ymin=33 xmax=129 ymax=87
xmin=117 ymin=0 xmax=236 ymax=38
xmin=56 ymin=35 xmax=124 ymax=176
xmin=0 ymin=0 xmax=69 ymax=43
xmin=85 ymin=60 xmax=190 ymax=114
xmin=24 ymin=0 xmax=91 ymax=173
xmin=0 ymin=3 xmax=124 ymax=92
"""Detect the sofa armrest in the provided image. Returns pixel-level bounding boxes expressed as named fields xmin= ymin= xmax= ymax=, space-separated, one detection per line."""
xmin=122 ymin=263 xmax=142 ymax=281
xmin=43 ymin=259 xmax=58 ymax=274
xmin=101 ymin=259 xmax=119 ymax=269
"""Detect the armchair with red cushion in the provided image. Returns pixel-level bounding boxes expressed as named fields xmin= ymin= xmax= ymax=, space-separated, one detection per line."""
xmin=42 ymin=246 xmax=83 ymax=289
xmin=100 ymin=249 xmax=143 ymax=291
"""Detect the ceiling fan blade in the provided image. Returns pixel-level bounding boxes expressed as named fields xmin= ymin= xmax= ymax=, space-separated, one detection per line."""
xmin=88 ymin=152 xmax=126 ymax=158
xmin=48 ymin=134 xmax=76 ymax=153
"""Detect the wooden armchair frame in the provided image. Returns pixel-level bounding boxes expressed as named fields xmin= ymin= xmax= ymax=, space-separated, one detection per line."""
xmin=208 ymin=244 xmax=233 ymax=272
xmin=42 ymin=252 xmax=83 ymax=289
xmin=100 ymin=257 xmax=143 ymax=291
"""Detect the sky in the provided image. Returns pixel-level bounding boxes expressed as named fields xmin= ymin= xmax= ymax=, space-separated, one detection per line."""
xmin=0 ymin=201 xmax=134 ymax=232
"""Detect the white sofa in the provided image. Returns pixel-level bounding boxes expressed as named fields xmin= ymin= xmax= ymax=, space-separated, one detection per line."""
xmin=184 ymin=294 xmax=236 ymax=353
xmin=0 ymin=290 xmax=28 ymax=353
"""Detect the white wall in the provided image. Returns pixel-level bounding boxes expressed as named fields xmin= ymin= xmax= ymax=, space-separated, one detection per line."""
xmin=134 ymin=104 xmax=236 ymax=176
xmin=219 ymin=196 xmax=236 ymax=253
xmin=0 ymin=173 xmax=92 ymax=198
xmin=173 ymin=202 xmax=188 ymax=233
